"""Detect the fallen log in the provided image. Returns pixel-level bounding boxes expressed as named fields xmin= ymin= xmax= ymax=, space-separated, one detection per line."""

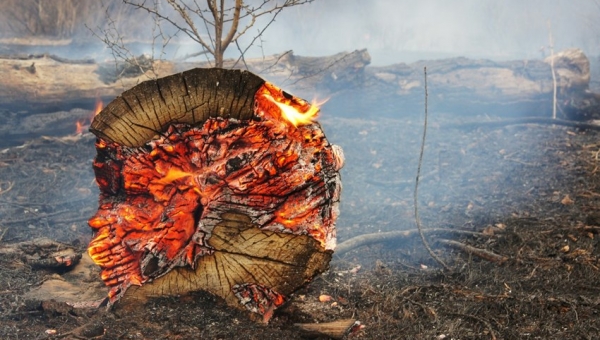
xmin=0 ymin=53 xmax=175 ymax=112
xmin=0 ymin=48 xmax=591 ymax=117
xmin=0 ymin=50 xmax=369 ymax=147
xmin=327 ymin=48 xmax=598 ymax=119
xmin=2 ymin=48 xmax=597 ymax=148
xmin=0 ymin=50 xmax=370 ymax=112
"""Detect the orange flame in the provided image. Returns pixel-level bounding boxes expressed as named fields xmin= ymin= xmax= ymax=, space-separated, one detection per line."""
xmin=255 ymin=82 xmax=328 ymax=128
xmin=75 ymin=97 xmax=104 ymax=134
xmin=264 ymin=95 xmax=326 ymax=127
xmin=75 ymin=121 xmax=84 ymax=134
xmin=93 ymin=98 xmax=103 ymax=118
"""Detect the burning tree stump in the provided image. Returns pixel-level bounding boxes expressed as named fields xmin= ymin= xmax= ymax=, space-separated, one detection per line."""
xmin=87 ymin=68 xmax=344 ymax=322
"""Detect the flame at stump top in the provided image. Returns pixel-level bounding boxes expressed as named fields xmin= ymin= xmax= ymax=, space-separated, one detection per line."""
xmin=87 ymin=68 xmax=344 ymax=322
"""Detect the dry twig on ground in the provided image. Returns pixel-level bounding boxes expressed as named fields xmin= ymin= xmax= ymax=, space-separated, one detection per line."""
xmin=335 ymin=229 xmax=490 ymax=256
xmin=446 ymin=117 xmax=600 ymax=131
xmin=437 ymin=239 xmax=508 ymax=264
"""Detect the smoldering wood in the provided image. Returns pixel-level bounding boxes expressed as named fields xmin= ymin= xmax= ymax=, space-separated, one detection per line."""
xmin=88 ymin=117 xmax=341 ymax=316
xmin=86 ymin=67 xmax=343 ymax=321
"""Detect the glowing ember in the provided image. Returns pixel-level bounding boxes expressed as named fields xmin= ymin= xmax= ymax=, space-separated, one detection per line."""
xmin=89 ymin=117 xmax=342 ymax=299
xmin=87 ymin=69 xmax=343 ymax=321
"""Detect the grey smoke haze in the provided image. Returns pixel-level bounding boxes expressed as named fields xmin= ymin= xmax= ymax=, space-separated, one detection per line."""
xmin=232 ymin=0 xmax=600 ymax=65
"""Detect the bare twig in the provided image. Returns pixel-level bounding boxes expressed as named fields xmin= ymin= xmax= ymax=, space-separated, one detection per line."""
xmin=230 ymin=4 xmax=287 ymax=69
xmin=1 ymin=210 xmax=70 ymax=225
xmin=234 ymin=39 xmax=249 ymax=70
xmin=416 ymin=67 xmax=450 ymax=270
xmin=0 ymin=227 xmax=8 ymax=243
xmin=445 ymin=117 xmax=600 ymax=131
xmin=437 ymin=239 xmax=508 ymax=264
xmin=0 ymin=181 xmax=14 ymax=196
xmin=87 ymin=2 xmax=172 ymax=82
xmin=548 ymin=19 xmax=557 ymax=119
xmin=116 ymin=0 xmax=313 ymax=68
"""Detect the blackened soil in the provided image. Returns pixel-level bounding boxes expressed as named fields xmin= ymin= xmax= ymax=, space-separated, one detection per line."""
xmin=2 ymin=113 xmax=600 ymax=339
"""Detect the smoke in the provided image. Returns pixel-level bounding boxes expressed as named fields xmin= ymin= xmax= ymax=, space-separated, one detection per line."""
xmin=30 ymin=0 xmax=596 ymax=66
xmin=3 ymin=0 xmax=598 ymax=66
xmin=239 ymin=0 xmax=600 ymax=65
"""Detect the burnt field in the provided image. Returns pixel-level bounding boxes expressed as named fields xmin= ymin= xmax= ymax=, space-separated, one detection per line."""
xmin=1 ymin=102 xmax=600 ymax=339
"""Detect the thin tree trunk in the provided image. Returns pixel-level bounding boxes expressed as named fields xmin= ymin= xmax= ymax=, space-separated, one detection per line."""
xmin=209 ymin=0 xmax=224 ymax=68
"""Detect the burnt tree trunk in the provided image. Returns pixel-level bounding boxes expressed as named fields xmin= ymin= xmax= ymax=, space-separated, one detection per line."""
xmin=87 ymin=68 xmax=344 ymax=322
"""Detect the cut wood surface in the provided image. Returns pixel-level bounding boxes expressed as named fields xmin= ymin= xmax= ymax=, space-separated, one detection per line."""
xmin=123 ymin=213 xmax=332 ymax=311
xmin=90 ymin=68 xmax=265 ymax=147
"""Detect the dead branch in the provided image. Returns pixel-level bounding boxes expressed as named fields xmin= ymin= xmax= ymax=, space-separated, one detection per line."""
xmin=256 ymin=50 xmax=292 ymax=74
xmin=1 ymin=209 xmax=69 ymax=225
xmin=335 ymin=229 xmax=489 ymax=256
xmin=437 ymin=239 xmax=508 ymax=264
xmin=88 ymin=3 xmax=170 ymax=82
xmin=175 ymin=49 xmax=210 ymax=61
xmin=548 ymin=20 xmax=557 ymax=120
xmin=0 ymin=228 xmax=8 ymax=243
xmin=416 ymin=67 xmax=450 ymax=270
xmin=445 ymin=117 xmax=600 ymax=131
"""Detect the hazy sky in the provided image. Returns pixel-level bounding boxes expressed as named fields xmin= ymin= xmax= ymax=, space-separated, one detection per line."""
xmin=230 ymin=0 xmax=600 ymax=65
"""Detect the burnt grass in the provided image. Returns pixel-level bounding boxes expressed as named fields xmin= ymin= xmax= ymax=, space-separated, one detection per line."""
xmin=2 ymin=112 xmax=600 ymax=339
